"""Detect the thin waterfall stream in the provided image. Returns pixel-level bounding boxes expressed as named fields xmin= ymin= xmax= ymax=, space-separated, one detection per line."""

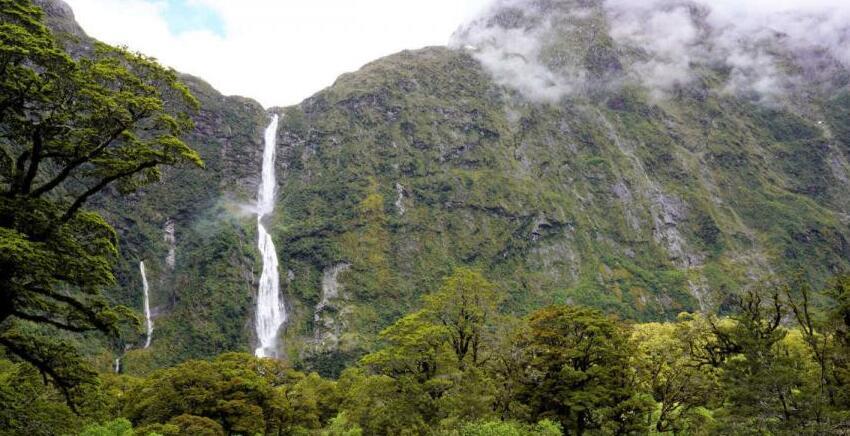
xmin=116 ymin=260 xmax=153 ymax=372
xmin=254 ymin=115 xmax=286 ymax=358
xmin=140 ymin=260 xmax=153 ymax=349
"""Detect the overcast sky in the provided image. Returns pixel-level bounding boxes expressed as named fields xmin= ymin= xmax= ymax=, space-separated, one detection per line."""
xmin=65 ymin=0 xmax=492 ymax=108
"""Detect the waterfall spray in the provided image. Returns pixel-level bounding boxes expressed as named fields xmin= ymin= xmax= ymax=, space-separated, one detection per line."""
xmin=254 ymin=115 xmax=286 ymax=358
xmin=140 ymin=261 xmax=153 ymax=348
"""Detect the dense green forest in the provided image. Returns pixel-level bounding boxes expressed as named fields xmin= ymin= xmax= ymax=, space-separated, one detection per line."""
xmin=4 ymin=0 xmax=850 ymax=434
xmin=4 ymin=267 xmax=850 ymax=435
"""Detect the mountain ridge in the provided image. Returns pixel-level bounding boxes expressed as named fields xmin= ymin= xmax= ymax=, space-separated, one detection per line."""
xmin=35 ymin=0 xmax=850 ymax=375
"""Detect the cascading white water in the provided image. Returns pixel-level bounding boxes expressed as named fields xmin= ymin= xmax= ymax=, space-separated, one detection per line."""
xmin=140 ymin=261 xmax=153 ymax=348
xmin=254 ymin=115 xmax=286 ymax=358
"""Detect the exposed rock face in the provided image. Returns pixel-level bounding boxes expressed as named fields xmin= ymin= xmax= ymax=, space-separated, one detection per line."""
xmin=33 ymin=0 xmax=84 ymax=36
xmin=312 ymin=263 xmax=352 ymax=349
xmin=164 ymin=219 xmax=176 ymax=270
xmin=395 ymin=183 xmax=407 ymax=216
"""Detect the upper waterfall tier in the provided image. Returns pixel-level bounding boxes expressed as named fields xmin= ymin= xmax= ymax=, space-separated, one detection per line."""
xmin=254 ymin=115 xmax=286 ymax=358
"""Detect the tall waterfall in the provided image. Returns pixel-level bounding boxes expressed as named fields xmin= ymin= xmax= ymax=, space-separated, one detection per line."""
xmin=254 ymin=115 xmax=286 ymax=358
xmin=140 ymin=261 xmax=153 ymax=348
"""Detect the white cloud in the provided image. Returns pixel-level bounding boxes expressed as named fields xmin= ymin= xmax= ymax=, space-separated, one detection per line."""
xmin=453 ymin=0 xmax=850 ymax=103
xmin=65 ymin=0 xmax=492 ymax=108
xmin=607 ymin=0 xmax=850 ymax=101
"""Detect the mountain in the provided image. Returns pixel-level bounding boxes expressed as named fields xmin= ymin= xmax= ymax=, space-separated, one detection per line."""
xmin=36 ymin=0 xmax=850 ymax=375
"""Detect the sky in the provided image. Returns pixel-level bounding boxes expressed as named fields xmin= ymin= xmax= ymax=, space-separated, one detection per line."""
xmin=66 ymin=0 xmax=492 ymax=108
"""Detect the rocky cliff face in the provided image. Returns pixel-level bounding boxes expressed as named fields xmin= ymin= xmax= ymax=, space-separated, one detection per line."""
xmin=37 ymin=0 xmax=850 ymax=374
xmin=269 ymin=0 xmax=850 ymax=372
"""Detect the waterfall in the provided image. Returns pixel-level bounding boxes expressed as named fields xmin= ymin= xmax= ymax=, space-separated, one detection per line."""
xmin=254 ymin=115 xmax=286 ymax=358
xmin=140 ymin=261 xmax=153 ymax=348
xmin=114 ymin=357 xmax=121 ymax=374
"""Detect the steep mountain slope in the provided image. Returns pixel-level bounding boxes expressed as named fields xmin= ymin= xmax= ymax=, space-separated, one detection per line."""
xmin=32 ymin=0 xmax=270 ymax=371
xmin=269 ymin=0 xmax=850 ymax=372
xmin=94 ymin=75 xmax=268 ymax=371
xmin=36 ymin=0 xmax=850 ymax=374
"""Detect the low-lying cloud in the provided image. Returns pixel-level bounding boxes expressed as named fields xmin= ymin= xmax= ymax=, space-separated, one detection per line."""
xmin=452 ymin=0 xmax=850 ymax=103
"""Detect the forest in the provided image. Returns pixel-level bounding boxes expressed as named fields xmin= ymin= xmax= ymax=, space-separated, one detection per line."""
xmin=4 ymin=267 xmax=850 ymax=435
xmin=4 ymin=0 xmax=850 ymax=434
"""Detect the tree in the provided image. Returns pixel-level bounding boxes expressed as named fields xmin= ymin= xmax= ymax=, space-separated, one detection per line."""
xmin=0 ymin=357 xmax=87 ymax=435
xmin=824 ymin=275 xmax=850 ymax=410
xmin=713 ymin=289 xmax=810 ymax=433
xmin=362 ymin=268 xmax=502 ymax=378
xmin=422 ymin=267 xmax=502 ymax=368
xmin=361 ymin=309 xmax=448 ymax=381
xmin=79 ymin=418 xmax=135 ymax=436
xmin=165 ymin=415 xmax=225 ymax=436
xmin=123 ymin=354 xmax=270 ymax=434
xmin=119 ymin=353 xmax=340 ymax=435
xmin=355 ymin=268 xmax=504 ymax=433
xmin=336 ymin=368 xmax=432 ymax=436
xmin=0 ymin=0 xmax=201 ymax=409
xmin=784 ymin=274 xmax=850 ymax=430
xmin=514 ymin=305 xmax=649 ymax=435
xmin=630 ymin=321 xmax=719 ymax=433
xmin=321 ymin=412 xmax=363 ymax=436
xmin=455 ymin=419 xmax=562 ymax=436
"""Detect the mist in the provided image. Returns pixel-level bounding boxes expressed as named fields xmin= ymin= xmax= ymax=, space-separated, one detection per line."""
xmin=451 ymin=0 xmax=850 ymax=103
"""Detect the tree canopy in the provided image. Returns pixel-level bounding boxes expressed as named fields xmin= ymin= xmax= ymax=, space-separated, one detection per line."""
xmin=0 ymin=0 xmax=201 ymax=409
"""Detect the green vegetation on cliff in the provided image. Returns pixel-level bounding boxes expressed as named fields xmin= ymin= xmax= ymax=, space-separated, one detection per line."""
xmin=24 ymin=0 xmax=849 ymax=376
xmin=4 ymin=3 xmax=850 ymax=435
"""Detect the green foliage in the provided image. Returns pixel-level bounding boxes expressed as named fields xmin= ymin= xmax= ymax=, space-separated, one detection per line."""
xmin=336 ymin=369 xmax=432 ymax=436
xmin=120 ymin=352 xmax=340 ymax=435
xmin=363 ymin=268 xmax=502 ymax=377
xmin=321 ymin=412 xmax=363 ymax=436
xmin=712 ymin=290 xmax=806 ymax=433
xmin=631 ymin=321 xmax=719 ymax=433
xmin=423 ymin=268 xmax=502 ymax=367
xmin=164 ymin=415 xmax=224 ymax=436
xmin=80 ymin=418 xmax=135 ymax=436
xmin=452 ymin=419 xmax=562 ymax=436
xmin=515 ymin=305 xmax=651 ymax=434
xmin=0 ymin=357 xmax=82 ymax=435
xmin=5 ymin=270 xmax=850 ymax=434
xmin=0 ymin=0 xmax=201 ymax=409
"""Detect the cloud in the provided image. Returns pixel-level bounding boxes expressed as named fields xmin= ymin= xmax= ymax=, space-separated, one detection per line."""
xmin=606 ymin=1 xmax=709 ymax=100
xmin=65 ymin=0 xmax=492 ymax=108
xmin=453 ymin=0 xmax=850 ymax=103
xmin=450 ymin=0 xmax=590 ymax=102
xmin=451 ymin=4 xmax=581 ymax=102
